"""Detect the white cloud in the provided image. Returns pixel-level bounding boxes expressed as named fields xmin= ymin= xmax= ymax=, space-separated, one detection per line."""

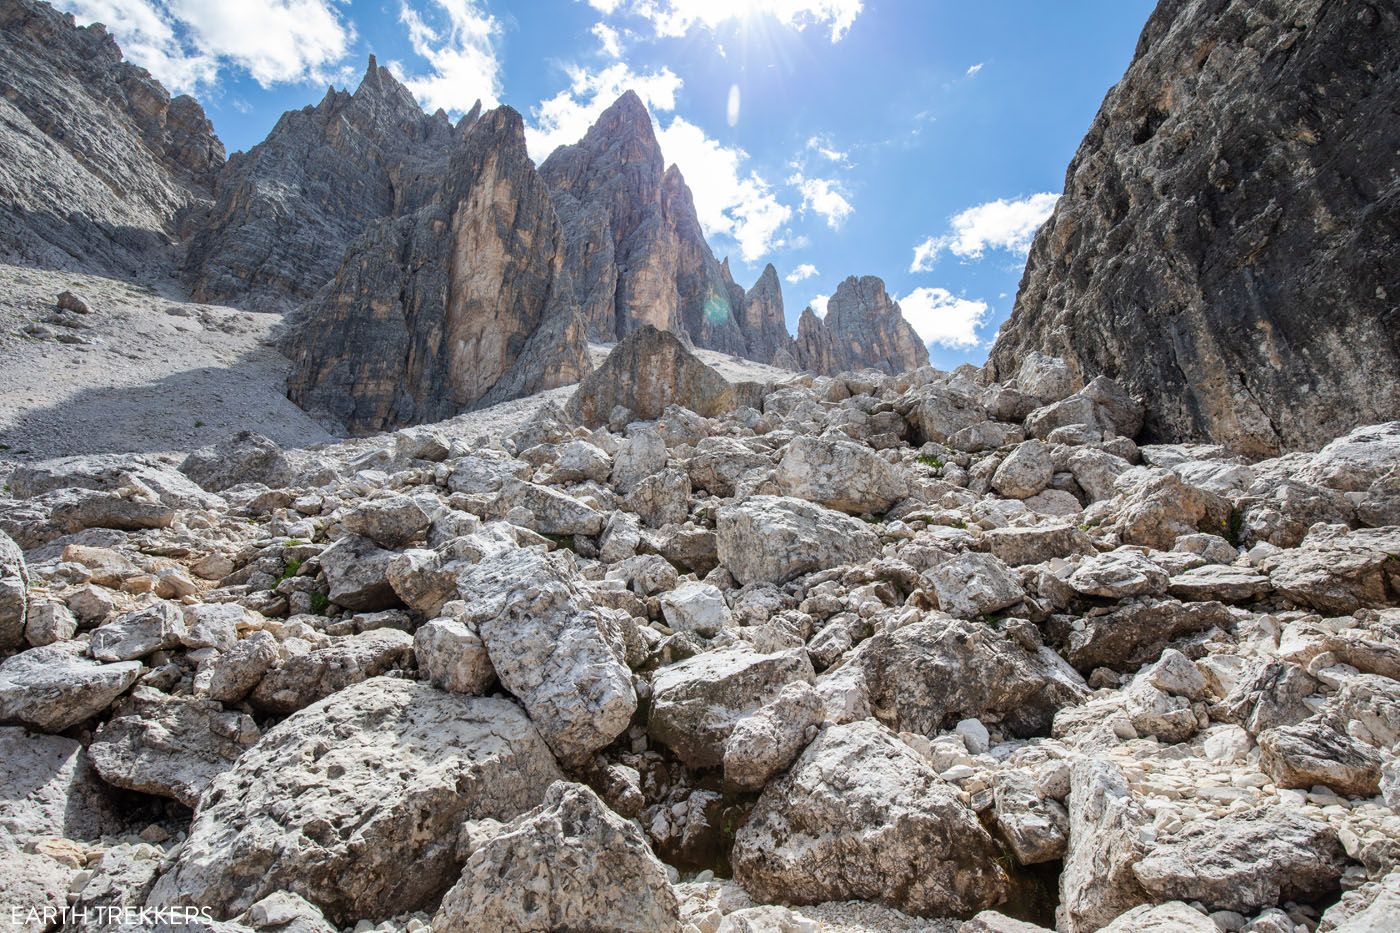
xmin=396 ymin=0 xmax=501 ymax=114
xmin=585 ymin=0 xmax=623 ymax=11
xmin=526 ymin=61 xmax=682 ymax=158
xmin=809 ymin=294 xmax=829 ymax=318
xmin=966 ymin=62 xmax=984 ymax=76
xmin=909 ymin=192 xmax=1059 ymax=271
xmin=805 ymin=135 xmax=850 ymax=166
xmin=619 ymin=0 xmax=863 ymax=42
xmin=526 ymin=64 xmax=791 ymax=262
xmin=897 ymin=287 xmax=990 ymax=349
xmin=656 ymin=117 xmax=791 ymax=261
xmin=592 ymin=22 xmax=624 ymax=57
xmin=60 ymin=0 xmax=354 ymax=92
xmin=789 ymin=173 xmax=852 ymax=229
xmin=785 ymin=263 xmax=818 ymax=283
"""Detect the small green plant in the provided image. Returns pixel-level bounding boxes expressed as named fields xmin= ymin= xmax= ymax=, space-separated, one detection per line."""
xmin=279 ymin=558 xmax=302 ymax=581
xmin=194 ymin=419 xmax=205 ymax=428
xmin=310 ymin=592 xmax=330 ymax=614
xmin=916 ymin=454 xmax=945 ymax=470
xmin=284 ymin=537 xmax=306 ymax=547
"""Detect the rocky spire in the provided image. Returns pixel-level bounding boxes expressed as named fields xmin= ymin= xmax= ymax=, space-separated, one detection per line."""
xmin=284 ymin=105 xmax=591 ymax=434
xmin=539 ymin=91 xmax=756 ymax=359
xmin=987 ymin=0 xmax=1400 ymax=456
xmin=740 ymin=263 xmax=798 ymax=365
xmin=182 ymin=55 xmax=455 ymax=311
xmin=794 ymin=275 xmax=928 ymax=375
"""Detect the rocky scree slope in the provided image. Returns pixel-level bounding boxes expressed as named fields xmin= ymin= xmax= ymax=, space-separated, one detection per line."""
xmin=0 ymin=0 xmax=223 ymax=280
xmin=988 ymin=0 xmax=1400 ymax=457
xmin=1 ymin=339 xmax=1398 ymax=931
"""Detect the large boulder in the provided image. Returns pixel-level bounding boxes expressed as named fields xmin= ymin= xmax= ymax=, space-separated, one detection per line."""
xmin=1046 ymin=598 xmax=1233 ymax=674
xmin=717 ymin=496 xmax=880 ymax=586
xmin=856 ymin=617 xmax=1089 ymax=738
xmin=732 ymin=720 xmax=1009 ymax=917
xmin=89 ymin=602 xmax=187 ymax=662
xmin=88 ymin=687 xmax=260 ymax=807
xmin=774 ymin=435 xmax=910 ymax=515
xmin=319 ymin=535 xmax=400 ymax=612
xmin=924 ymin=552 xmax=1026 ymax=619
xmin=648 ymin=643 xmax=814 ymax=769
xmin=566 ymin=326 xmax=762 ymax=428
xmin=0 ymin=644 xmax=142 ymax=732
xmin=145 ymin=679 xmax=563 ymax=924
xmin=433 ymin=782 xmax=683 ymax=932
xmin=456 ymin=548 xmax=635 ymax=764
xmin=179 ymin=431 xmax=294 ymax=492
xmin=1132 ymin=808 xmax=1346 ymax=913
xmin=248 ymin=629 xmax=415 ymax=716
xmin=1058 ymin=759 xmax=1150 ymax=933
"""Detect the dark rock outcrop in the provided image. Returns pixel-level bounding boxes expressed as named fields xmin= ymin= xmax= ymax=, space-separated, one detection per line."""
xmin=184 ymin=57 xmax=461 ymax=311
xmin=988 ymin=0 xmax=1400 ymax=456
xmin=539 ymin=91 xmax=794 ymax=362
xmin=284 ymin=106 xmax=590 ymax=435
xmin=0 ymin=0 xmax=224 ymax=277
xmin=794 ymin=275 xmax=929 ymax=375
xmin=566 ymin=325 xmax=764 ymax=427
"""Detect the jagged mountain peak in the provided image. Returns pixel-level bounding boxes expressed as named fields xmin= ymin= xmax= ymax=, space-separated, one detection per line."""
xmin=794 ymin=274 xmax=928 ymax=376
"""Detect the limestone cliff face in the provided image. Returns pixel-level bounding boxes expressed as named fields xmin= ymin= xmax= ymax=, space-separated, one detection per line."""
xmin=794 ymin=276 xmax=929 ymax=375
xmin=184 ymin=58 xmax=462 ymax=311
xmin=285 ymin=106 xmax=591 ymax=434
xmin=538 ymin=91 xmax=786 ymax=361
xmin=988 ymin=0 xmax=1400 ymax=456
xmin=740 ymin=264 xmax=795 ymax=366
xmin=0 ymin=0 xmax=223 ymax=277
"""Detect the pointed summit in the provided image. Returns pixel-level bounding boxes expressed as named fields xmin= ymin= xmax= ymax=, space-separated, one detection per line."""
xmin=184 ymin=54 xmax=456 ymax=309
xmin=738 ymin=263 xmax=795 ymax=365
xmin=794 ymin=275 xmax=927 ymax=375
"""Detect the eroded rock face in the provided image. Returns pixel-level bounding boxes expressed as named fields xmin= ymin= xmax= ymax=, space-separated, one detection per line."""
xmin=0 ymin=0 xmax=223 ymax=277
xmin=184 ymin=57 xmax=455 ymax=311
xmin=539 ymin=91 xmax=779 ymax=361
xmin=146 ymin=679 xmax=563 ymax=924
xmin=988 ymin=0 xmax=1400 ymax=455
xmin=793 ymin=276 xmax=929 ymax=375
xmin=732 ymin=720 xmax=1009 ymax=916
xmin=433 ymin=782 xmax=683 ymax=933
xmin=285 ymin=104 xmax=590 ymax=434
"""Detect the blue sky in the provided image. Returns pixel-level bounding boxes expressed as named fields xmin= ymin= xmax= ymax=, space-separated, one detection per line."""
xmin=61 ymin=0 xmax=1154 ymax=368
